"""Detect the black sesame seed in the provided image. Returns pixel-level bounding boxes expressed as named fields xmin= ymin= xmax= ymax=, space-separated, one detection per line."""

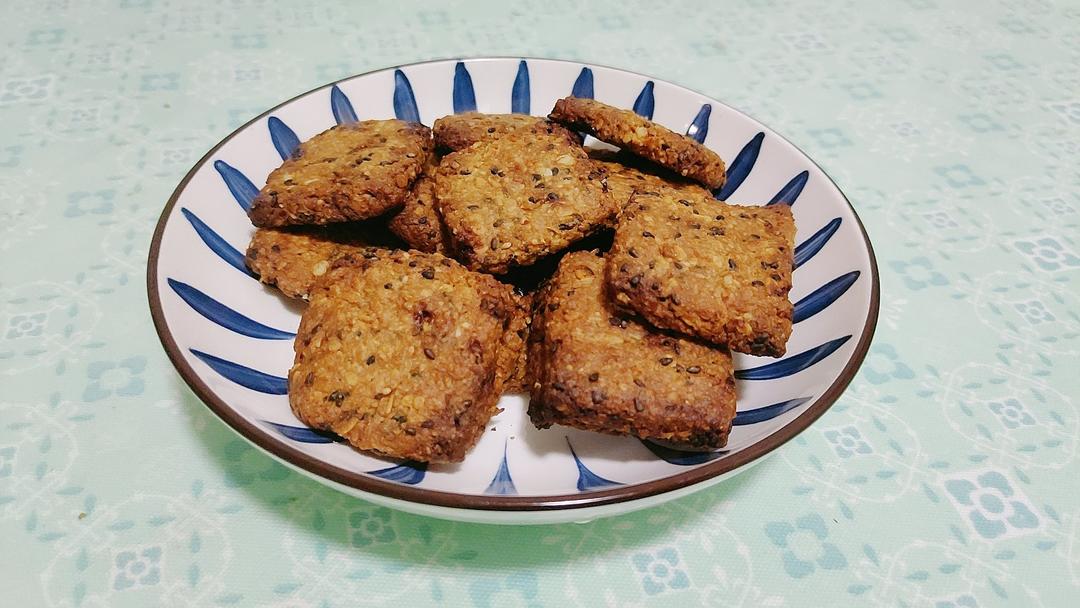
xmin=628 ymin=247 xmax=638 ymax=258
xmin=659 ymin=357 xmax=673 ymax=366
xmin=687 ymin=366 xmax=701 ymax=374
xmin=729 ymin=259 xmax=737 ymax=269
xmin=421 ymin=268 xmax=435 ymax=279
xmin=629 ymin=275 xmax=641 ymax=287
xmin=642 ymin=231 xmax=654 ymax=238
xmin=751 ymin=280 xmax=765 ymax=286
xmin=326 ymin=390 xmax=349 ymax=406
xmin=424 ymin=348 xmax=436 ymax=360
xmin=588 ymin=372 xmax=599 ymax=382
xmin=366 ymin=355 xmax=376 ymax=365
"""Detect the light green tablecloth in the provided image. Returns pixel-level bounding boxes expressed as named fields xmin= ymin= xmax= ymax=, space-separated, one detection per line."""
xmin=3 ymin=1 xmax=1079 ymax=605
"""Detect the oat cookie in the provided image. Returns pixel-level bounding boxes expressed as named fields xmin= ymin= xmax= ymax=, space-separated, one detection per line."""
xmin=288 ymin=250 xmax=517 ymax=463
xmin=245 ymin=226 xmax=384 ymax=300
xmin=248 ymin=120 xmax=432 ymax=227
xmin=435 ymin=125 xmax=617 ymax=273
xmin=587 ymin=149 xmax=711 ymax=210
xmin=433 ymin=113 xmax=569 ymax=151
xmin=496 ymin=291 xmax=533 ymax=393
xmin=387 ymin=159 xmax=450 ymax=253
xmin=527 ymin=251 xmax=737 ymax=448
xmin=550 ymin=97 xmax=726 ymax=189
xmin=606 ymin=190 xmax=796 ymax=357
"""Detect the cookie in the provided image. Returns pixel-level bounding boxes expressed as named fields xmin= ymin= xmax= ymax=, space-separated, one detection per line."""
xmin=606 ymin=190 xmax=796 ymax=357
xmin=587 ymin=149 xmax=711 ymax=210
xmin=527 ymin=251 xmax=737 ymax=448
xmin=550 ymin=97 xmax=726 ymax=189
xmin=434 ymin=125 xmax=617 ymax=274
xmin=433 ymin=113 xmax=554 ymax=151
xmin=245 ymin=225 xmax=384 ymax=300
xmin=288 ymin=250 xmax=517 ymax=463
xmin=496 ymin=291 xmax=533 ymax=393
xmin=387 ymin=159 xmax=450 ymax=253
xmin=248 ymin=120 xmax=433 ymax=227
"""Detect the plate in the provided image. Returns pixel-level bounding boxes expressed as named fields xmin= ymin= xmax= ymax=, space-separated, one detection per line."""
xmin=148 ymin=57 xmax=879 ymax=525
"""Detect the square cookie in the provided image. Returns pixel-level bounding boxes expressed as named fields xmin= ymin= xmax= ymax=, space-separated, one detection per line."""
xmin=587 ymin=149 xmax=711 ymax=210
xmin=528 ymin=251 xmax=737 ymax=449
xmin=434 ymin=125 xmax=617 ymax=273
xmin=606 ymin=190 xmax=796 ymax=357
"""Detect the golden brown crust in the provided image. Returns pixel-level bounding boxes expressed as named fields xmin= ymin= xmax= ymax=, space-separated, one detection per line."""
xmin=434 ymin=125 xmax=617 ymax=274
xmin=587 ymin=149 xmax=711 ymax=211
xmin=606 ymin=191 xmax=796 ymax=357
xmin=245 ymin=226 xmax=384 ymax=300
xmin=387 ymin=160 xmax=450 ymax=253
xmin=433 ymin=113 xmax=570 ymax=151
xmin=550 ymin=97 xmax=726 ymax=189
xmin=248 ymin=120 xmax=433 ymax=227
xmin=288 ymin=250 xmax=516 ymax=463
xmin=527 ymin=251 xmax=736 ymax=448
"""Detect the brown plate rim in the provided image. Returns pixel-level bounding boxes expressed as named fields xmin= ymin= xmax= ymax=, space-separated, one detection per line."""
xmin=147 ymin=56 xmax=880 ymax=512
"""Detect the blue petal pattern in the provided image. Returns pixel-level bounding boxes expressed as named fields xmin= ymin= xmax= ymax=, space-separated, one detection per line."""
xmin=212 ymin=160 xmax=258 ymax=212
xmin=452 ymin=62 xmax=477 ymax=113
xmin=768 ymin=171 xmax=809 ymax=206
xmin=263 ymin=421 xmax=340 ymax=444
xmin=267 ymin=116 xmax=300 ymax=160
xmin=393 ymin=69 xmax=421 ymax=122
xmin=571 ymin=67 xmax=594 ymax=98
xmin=511 ymin=60 xmax=530 ymax=114
xmin=367 ymin=462 xmax=427 ymax=485
xmin=733 ymin=397 xmax=813 ymax=426
xmin=179 ymin=208 xmax=254 ymax=277
xmin=642 ymin=441 xmax=726 ymax=466
xmin=632 ymin=81 xmax=655 ymax=119
xmin=794 ymin=217 xmax=842 ymax=269
xmin=793 ymin=272 xmax=860 ymax=323
xmin=566 ymin=437 xmax=621 ymax=491
xmin=714 ymin=132 xmax=764 ymax=200
xmin=736 ymin=336 xmax=853 ymax=381
xmin=686 ymin=104 xmax=711 ymax=143
xmin=189 ymin=349 xmax=288 ymax=394
xmin=168 ymin=279 xmax=294 ymax=339
xmin=330 ymin=84 xmax=358 ymax=124
xmin=484 ymin=440 xmax=517 ymax=495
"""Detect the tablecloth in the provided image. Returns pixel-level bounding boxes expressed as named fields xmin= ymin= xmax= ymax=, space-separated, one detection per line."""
xmin=2 ymin=0 xmax=1079 ymax=605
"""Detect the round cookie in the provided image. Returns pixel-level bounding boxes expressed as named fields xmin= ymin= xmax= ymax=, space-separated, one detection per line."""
xmin=248 ymin=119 xmax=432 ymax=227
xmin=288 ymin=250 xmax=518 ymax=463
xmin=387 ymin=159 xmax=450 ymax=253
xmin=550 ymin=97 xmax=727 ymax=189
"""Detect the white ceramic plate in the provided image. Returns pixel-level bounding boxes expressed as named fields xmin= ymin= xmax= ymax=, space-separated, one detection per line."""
xmin=148 ymin=57 xmax=878 ymax=525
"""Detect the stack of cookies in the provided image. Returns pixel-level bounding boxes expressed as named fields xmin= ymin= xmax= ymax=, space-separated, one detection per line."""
xmin=243 ymin=97 xmax=795 ymax=463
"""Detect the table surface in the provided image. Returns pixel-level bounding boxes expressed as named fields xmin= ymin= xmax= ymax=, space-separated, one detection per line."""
xmin=3 ymin=0 xmax=1079 ymax=605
